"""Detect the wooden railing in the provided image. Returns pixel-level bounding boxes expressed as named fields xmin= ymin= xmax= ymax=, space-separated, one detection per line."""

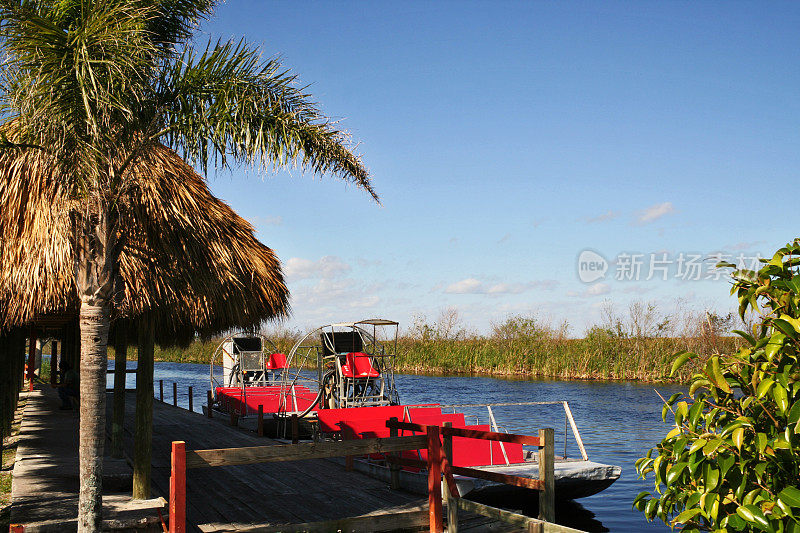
xmin=168 ymin=422 xmax=567 ymax=532
xmin=385 ymin=418 xmax=556 ymax=532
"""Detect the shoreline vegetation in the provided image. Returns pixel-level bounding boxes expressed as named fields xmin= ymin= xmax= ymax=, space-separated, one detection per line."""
xmin=111 ymin=302 xmax=744 ymax=382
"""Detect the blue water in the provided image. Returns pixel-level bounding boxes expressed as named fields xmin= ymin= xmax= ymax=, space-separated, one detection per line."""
xmin=108 ymin=361 xmax=678 ymax=532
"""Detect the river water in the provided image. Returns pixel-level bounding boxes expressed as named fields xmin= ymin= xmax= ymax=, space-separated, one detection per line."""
xmin=107 ymin=361 xmax=680 ymax=532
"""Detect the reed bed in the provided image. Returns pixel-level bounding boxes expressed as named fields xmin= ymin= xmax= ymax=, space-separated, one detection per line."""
xmin=112 ymin=301 xmax=744 ymax=382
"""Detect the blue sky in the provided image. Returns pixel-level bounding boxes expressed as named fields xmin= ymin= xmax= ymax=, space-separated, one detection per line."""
xmin=198 ymin=2 xmax=800 ymax=334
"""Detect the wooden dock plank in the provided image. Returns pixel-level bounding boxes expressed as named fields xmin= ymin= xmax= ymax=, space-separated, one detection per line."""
xmin=111 ymin=393 xmax=426 ymax=531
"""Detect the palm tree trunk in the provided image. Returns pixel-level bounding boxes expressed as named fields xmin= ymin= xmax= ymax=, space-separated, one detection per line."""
xmin=77 ymin=303 xmax=110 ymax=532
xmin=132 ymin=316 xmax=154 ymax=499
xmin=75 ymin=207 xmax=117 ymax=533
xmin=111 ymin=320 xmax=128 ymax=458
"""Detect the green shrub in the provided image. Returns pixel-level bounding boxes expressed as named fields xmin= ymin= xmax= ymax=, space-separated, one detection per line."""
xmin=634 ymin=240 xmax=800 ymax=532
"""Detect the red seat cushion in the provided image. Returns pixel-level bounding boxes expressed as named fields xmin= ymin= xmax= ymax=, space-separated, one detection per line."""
xmin=267 ymin=353 xmax=287 ymax=370
xmin=341 ymin=352 xmax=380 ymax=378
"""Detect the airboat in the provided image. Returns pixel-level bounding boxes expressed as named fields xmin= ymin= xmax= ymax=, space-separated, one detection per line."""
xmin=206 ymin=319 xmax=620 ymax=500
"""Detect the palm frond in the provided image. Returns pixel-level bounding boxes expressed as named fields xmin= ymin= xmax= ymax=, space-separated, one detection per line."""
xmin=0 ymin=140 xmax=289 ymax=335
xmin=157 ymin=40 xmax=378 ymax=201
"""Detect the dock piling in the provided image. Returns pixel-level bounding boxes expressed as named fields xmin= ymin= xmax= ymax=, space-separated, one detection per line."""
xmin=291 ymin=414 xmax=299 ymax=444
xmin=538 ymin=428 xmax=555 ymax=523
xmin=172 ymin=382 xmax=177 ymax=407
xmin=159 ymin=380 xmax=163 ymax=402
xmin=427 ymin=425 xmax=443 ymax=533
xmin=389 ymin=417 xmax=400 ymax=490
xmin=188 ymin=386 xmax=193 ymax=412
xmin=443 ymin=421 xmax=457 ymax=533
xmin=257 ymin=405 xmax=264 ymax=436
xmin=206 ymin=391 xmax=212 ymax=418
xmin=169 ymin=441 xmax=187 ymax=533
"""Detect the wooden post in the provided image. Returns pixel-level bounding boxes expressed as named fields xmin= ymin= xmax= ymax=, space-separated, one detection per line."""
xmin=49 ymin=341 xmax=58 ymax=386
xmin=389 ymin=417 xmax=400 ymax=490
xmin=133 ymin=318 xmax=155 ymax=499
xmin=26 ymin=328 xmax=36 ymax=391
xmin=207 ymin=390 xmax=213 ymax=418
xmin=538 ymin=428 xmax=555 ymax=523
xmin=257 ymin=405 xmax=264 ymax=437
xmin=291 ymin=413 xmax=299 ymax=444
xmin=443 ymin=421 xmax=458 ymax=533
xmin=111 ymin=320 xmax=128 ymax=459
xmin=528 ymin=522 xmax=544 ymax=533
xmin=427 ymin=425 xmax=443 ymax=533
xmin=344 ymin=427 xmax=354 ymax=471
xmin=159 ymin=380 xmax=163 ymax=402
xmin=169 ymin=441 xmax=187 ymax=533
xmin=173 ymin=382 xmax=178 ymax=407
xmin=188 ymin=386 xmax=193 ymax=413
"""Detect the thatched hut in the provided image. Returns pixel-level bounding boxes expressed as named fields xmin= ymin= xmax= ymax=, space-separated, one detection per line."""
xmin=0 ymin=143 xmax=290 ymax=496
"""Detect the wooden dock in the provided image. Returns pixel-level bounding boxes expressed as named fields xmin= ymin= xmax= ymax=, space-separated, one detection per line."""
xmin=112 ymin=392 xmax=524 ymax=532
xmin=9 ymin=386 xmax=165 ymax=532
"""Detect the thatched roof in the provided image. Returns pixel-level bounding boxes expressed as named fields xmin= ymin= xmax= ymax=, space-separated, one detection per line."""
xmin=0 ymin=143 xmax=289 ymax=337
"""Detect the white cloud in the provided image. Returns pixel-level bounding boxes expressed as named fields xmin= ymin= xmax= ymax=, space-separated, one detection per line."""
xmin=445 ymin=278 xmax=558 ymax=295
xmin=636 ymin=202 xmax=675 ymax=224
xmin=586 ymin=282 xmax=610 ymax=296
xmin=584 ymin=210 xmax=619 ymax=224
xmin=568 ymin=282 xmax=611 ymax=298
xmin=445 ymin=278 xmax=483 ymax=294
xmin=285 ymin=256 xmax=351 ymax=282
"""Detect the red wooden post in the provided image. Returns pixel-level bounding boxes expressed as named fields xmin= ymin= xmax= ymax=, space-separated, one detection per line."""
xmin=9 ymin=525 xmax=25 ymax=533
xmin=169 ymin=441 xmax=186 ymax=533
xmin=427 ymin=425 xmax=443 ymax=533
xmin=27 ymin=328 xmax=36 ymax=391
xmin=257 ymin=405 xmax=264 ymax=437
xmin=188 ymin=386 xmax=193 ymax=412
xmin=207 ymin=390 xmax=213 ymax=418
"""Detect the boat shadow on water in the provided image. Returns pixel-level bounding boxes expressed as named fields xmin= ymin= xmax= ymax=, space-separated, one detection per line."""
xmin=467 ymin=490 xmax=610 ymax=533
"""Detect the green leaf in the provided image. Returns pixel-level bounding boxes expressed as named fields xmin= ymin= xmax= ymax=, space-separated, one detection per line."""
xmin=789 ymin=401 xmax=800 ymax=424
xmin=689 ymin=438 xmax=708 ymax=455
xmin=756 ymin=378 xmax=775 ymax=399
xmin=732 ymin=427 xmax=745 ymax=450
xmin=736 ymin=504 xmax=774 ymax=533
xmin=703 ymin=438 xmax=724 ymax=457
xmin=778 ymin=486 xmax=800 ymax=508
xmin=666 ymin=462 xmax=688 ymax=485
xmin=732 ymin=329 xmax=757 ymax=345
xmin=772 ymin=385 xmax=789 ymax=414
xmin=673 ymin=507 xmax=701 ymax=524
xmin=706 ymin=356 xmax=732 ymax=393
xmin=671 ymin=351 xmax=697 ymax=376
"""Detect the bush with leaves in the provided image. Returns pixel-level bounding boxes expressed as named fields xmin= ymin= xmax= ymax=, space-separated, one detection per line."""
xmin=634 ymin=240 xmax=800 ymax=532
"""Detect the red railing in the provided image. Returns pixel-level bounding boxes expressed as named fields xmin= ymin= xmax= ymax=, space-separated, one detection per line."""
xmin=168 ymin=422 xmax=555 ymax=532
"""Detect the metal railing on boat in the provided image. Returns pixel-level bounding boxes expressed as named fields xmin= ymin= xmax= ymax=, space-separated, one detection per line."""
xmin=437 ymin=401 xmax=589 ymax=462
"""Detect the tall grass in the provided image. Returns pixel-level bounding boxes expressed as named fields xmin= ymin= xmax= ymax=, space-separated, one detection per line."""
xmin=112 ymin=300 xmax=744 ymax=382
xmin=395 ymin=303 xmax=741 ymax=381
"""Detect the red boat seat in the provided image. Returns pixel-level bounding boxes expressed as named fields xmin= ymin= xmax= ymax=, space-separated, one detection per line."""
xmin=340 ymin=352 xmax=380 ymax=378
xmin=266 ymin=353 xmax=288 ymax=370
xmin=404 ymin=406 xmax=441 ymax=423
xmin=317 ymin=405 xmax=406 ymax=434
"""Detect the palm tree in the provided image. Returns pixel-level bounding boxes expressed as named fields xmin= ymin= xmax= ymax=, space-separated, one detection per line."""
xmin=0 ymin=2 xmax=377 ymax=531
